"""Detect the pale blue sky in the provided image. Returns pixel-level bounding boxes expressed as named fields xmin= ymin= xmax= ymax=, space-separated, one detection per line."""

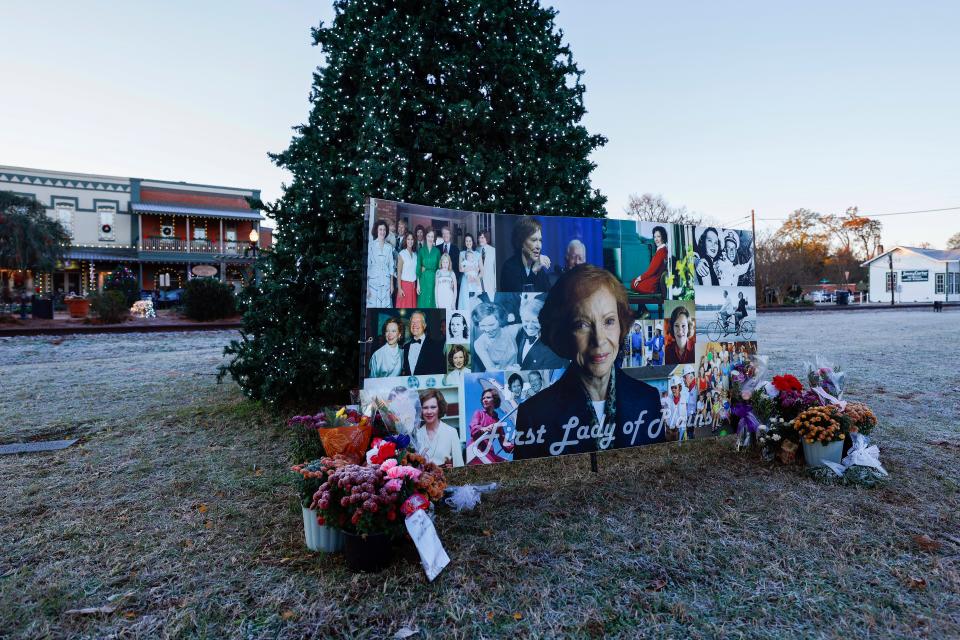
xmin=2 ymin=1 xmax=958 ymax=246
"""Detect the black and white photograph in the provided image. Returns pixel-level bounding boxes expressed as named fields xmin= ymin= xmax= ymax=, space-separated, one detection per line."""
xmin=693 ymin=226 xmax=755 ymax=287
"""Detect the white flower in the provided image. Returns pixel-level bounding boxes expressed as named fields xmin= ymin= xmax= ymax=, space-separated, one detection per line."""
xmin=772 ymin=434 xmax=781 ymax=441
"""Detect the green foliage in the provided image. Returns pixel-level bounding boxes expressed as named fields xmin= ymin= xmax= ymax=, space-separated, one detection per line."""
xmin=289 ymin=424 xmax=326 ymax=466
xmin=103 ymin=266 xmax=140 ymax=306
xmin=90 ymin=290 xmax=129 ymax=324
xmin=0 ymin=191 xmax=70 ymax=273
xmin=221 ymin=0 xmax=608 ymax=403
xmin=182 ymin=278 xmax=236 ymax=321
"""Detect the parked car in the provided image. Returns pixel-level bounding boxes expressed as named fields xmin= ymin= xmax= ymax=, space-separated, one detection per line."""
xmin=809 ymin=290 xmax=834 ymax=303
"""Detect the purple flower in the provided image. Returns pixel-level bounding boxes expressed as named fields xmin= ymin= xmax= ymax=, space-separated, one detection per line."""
xmin=386 ymin=433 xmax=411 ymax=449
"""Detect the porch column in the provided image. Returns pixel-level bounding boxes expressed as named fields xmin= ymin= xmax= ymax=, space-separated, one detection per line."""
xmin=185 ymin=217 xmax=191 ymax=253
xmin=219 ymin=219 xmax=224 ymax=253
xmin=139 ymin=263 xmax=144 ymax=290
xmin=220 ymin=260 xmax=226 ymax=283
xmin=138 ymin=213 xmax=143 ymax=249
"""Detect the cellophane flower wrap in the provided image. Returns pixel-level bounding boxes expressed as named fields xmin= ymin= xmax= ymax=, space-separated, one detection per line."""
xmin=359 ymin=389 xmax=421 ymax=438
xmin=805 ymin=355 xmax=846 ymax=400
xmin=306 ymin=407 xmax=372 ymax=463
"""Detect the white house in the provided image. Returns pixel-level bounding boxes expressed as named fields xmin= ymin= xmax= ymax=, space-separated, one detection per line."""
xmin=862 ymin=246 xmax=960 ymax=303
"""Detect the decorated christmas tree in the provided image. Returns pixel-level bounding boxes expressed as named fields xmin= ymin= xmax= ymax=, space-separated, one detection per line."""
xmin=222 ymin=0 xmax=608 ymax=403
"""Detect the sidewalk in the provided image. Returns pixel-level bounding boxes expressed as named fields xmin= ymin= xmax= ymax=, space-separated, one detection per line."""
xmin=0 ymin=311 xmax=241 ymax=336
xmin=758 ymin=301 xmax=959 ymax=313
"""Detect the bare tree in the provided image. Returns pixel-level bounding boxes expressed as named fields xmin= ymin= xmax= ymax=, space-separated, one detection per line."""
xmin=947 ymin=231 xmax=960 ymax=250
xmin=625 ymin=193 xmax=702 ymax=225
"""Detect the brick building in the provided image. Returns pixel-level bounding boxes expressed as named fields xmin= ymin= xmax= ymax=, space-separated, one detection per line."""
xmin=0 ymin=165 xmax=271 ymax=297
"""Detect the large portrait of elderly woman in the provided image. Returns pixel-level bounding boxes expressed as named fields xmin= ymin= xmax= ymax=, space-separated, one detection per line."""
xmin=512 ymin=264 xmax=666 ymax=460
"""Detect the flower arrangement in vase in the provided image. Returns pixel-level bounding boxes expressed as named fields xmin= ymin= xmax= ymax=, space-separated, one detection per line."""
xmin=310 ymin=438 xmax=446 ymax=572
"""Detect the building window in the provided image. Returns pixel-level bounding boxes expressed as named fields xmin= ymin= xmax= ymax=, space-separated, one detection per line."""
xmin=55 ymin=202 xmax=74 ymax=238
xmin=193 ymin=227 xmax=206 ymax=240
xmin=935 ymin=273 xmax=945 ymax=294
xmin=98 ymin=205 xmax=116 ymax=241
xmin=885 ymin=272 xmax=897 ymax=292
xmin=953 ymin=273 xmax=960 ymax=295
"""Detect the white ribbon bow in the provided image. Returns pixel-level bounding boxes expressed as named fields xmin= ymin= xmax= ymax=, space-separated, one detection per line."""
xmin=823 ymin=433 xmax=887 ymax=477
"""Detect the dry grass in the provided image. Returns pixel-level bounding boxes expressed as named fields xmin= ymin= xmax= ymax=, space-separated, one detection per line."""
xmin=1 ymin=311 xmax=958 ymax=639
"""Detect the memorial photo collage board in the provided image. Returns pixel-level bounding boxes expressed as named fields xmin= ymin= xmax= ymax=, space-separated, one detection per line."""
xmin=361 ymin=198 xmax=759 ymax=468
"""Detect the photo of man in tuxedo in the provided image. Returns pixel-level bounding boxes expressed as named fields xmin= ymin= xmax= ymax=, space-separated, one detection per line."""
xmin=401 ymin=310 xmax=446 ymax=376
xmin=515 ymin=293 xmax=567 ymax=370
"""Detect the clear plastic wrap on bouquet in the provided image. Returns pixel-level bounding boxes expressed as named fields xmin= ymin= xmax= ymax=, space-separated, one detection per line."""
xmin=736 ymin=354 xmax=769 ymax=400
xmin=804 ymin=355 xmax=847 ymax=408
xmin=359 ymin=387 xmax=421 ymax=437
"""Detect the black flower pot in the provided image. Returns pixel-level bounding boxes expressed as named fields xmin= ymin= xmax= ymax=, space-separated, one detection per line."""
xmin=343 ymin=532 xmax=393 ymax=573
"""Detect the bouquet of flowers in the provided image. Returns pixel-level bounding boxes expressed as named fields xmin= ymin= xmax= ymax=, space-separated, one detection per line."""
xmin=805 ymin=356 xmax=846 ymax=402
xmin=794 ymin=405 xmax=849 ymax=445
xmin=310 ymin=440 xmax=446 ymax=537
xmin=749 ymin=357 xmax=880 ymax=469
xmin=360 ymin=388 xmax=421 ymax=437
xmin=843 ymin=401 xmax=878 ymax=436
xmin=288 ymin=407 xmax=372 ymax=463
xmin=287 ymin=414 xmax=327 ymax=465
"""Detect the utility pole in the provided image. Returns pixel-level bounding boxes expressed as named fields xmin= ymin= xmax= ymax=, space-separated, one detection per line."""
xmin=888 ymin=251 xmax=895 ymax=306
xmin=751 ymin=209 xmax=759 ymax=303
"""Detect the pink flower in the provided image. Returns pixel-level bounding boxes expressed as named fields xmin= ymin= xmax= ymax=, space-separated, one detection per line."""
xmin=380 ymin=458 xmax=398 ymax=472
xmin=385 ymin=478 xmax=403 ymax=492
xmin=386 ymin=465 xmax=421 ymax=481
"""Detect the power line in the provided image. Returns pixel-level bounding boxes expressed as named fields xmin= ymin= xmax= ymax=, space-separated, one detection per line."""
xmin=756 ymin=205 xmax=960 ymax=223
xmin=867 ymin=206 xmax=960 ymax=217
xmin=719 ymin=215 xmax=751 ymax=227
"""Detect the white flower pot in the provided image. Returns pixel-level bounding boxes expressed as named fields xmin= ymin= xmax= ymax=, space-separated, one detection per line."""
xmin=802 ymin=440 xmax=844 ymax=468
xmin=301 ymin=506 xmax=344 ymax=553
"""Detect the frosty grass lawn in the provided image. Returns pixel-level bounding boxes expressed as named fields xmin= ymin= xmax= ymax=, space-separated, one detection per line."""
xmin=1 ymin=310 xmax=958 ymax=639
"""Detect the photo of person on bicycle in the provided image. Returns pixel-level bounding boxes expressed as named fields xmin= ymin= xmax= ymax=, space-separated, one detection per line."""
xmin=695 ymin=286 xmax=756 ymax=342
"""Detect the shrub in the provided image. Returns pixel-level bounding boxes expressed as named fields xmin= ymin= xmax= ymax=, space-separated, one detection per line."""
xmin=104 ymin=266 xmax=140 ymax=306
xmin=90 ymin=291 xmax=129 ymax=324
xmin=182 ymin=278 xmax=236 ymax=321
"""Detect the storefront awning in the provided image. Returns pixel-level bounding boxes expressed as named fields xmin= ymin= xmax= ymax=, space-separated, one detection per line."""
xmin=137 ymin=251 xmax=255 ymax=264
xmin=66 ymin=249 xmax=139 ymax=262
xmin=131 ymin=202 xmax=263 ymax=221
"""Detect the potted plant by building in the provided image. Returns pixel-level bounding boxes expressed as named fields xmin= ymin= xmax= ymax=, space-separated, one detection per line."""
xmin=794 ymin=405 xmax=850 ymax=467
xmin=64 ymin=293 xmax=90 ymax=318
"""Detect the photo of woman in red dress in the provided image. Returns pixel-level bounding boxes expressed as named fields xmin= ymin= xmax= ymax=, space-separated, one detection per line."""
xmin=631 ymin=225 xmax=669 ymax=294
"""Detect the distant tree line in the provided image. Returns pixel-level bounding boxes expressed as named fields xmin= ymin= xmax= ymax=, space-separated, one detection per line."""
xmin=624 ymin=195 xmax=898 ymax=305
xmin=755 ymin=207 xmax=882 ymax=304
